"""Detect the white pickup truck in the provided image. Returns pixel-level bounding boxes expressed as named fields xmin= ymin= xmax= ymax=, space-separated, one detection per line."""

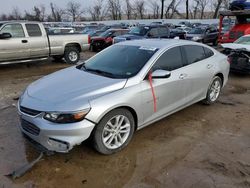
xmin=0 ymin=21 xmax=90 ymax=64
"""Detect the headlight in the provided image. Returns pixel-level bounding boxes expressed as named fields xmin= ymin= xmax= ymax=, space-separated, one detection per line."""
xmin=44 ymin=109 xmax=90 ymax=124
xmin=192 ymin=36 xmax=201 ymax=41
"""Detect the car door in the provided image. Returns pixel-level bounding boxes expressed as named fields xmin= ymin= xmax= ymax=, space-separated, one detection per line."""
xmin=181 ymin=45 xmax=216 ymax=102
xmin=25 ymin=24 xmax=49 ymax=58
xmin=0 ymin=23 xmax=30 ymax=62
xmin=141 ymin=46 xmax=190 ymax=124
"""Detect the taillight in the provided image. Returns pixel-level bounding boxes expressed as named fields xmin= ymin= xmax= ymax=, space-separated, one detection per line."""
xmin=88 ymin=35 xmax=91 ymax=44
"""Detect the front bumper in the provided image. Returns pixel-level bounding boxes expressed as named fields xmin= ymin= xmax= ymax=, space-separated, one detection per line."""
xmin=18 ymin=107 xmax=95 ymax=153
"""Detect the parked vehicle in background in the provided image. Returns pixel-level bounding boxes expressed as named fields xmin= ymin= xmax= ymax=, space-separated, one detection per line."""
xmin=81 ymin=25 xmax=100 ymax=34
xmin=113 ymin=25 xmax=170 ymax=43
xmin=169 ymin=28 xmax=186 ymax=39
xmin=222 ymin=35 xmax=250 ymax=73
xmin=177 ymin=21 xmax=192 ymax=28
xmin=46 ymin=27 xmax=76 ymax=35
xmin=186 ymin=26 xmax=219 ymax=45
xmin=230 ymin=0 xmax=250 ymax=10
xmin=90 ymin=29 xmax=129 ymax=52
xmin=0 ymin=21 xmax=90 ymax=64
xmin=219 ymin=10 xmax=250 ymax=43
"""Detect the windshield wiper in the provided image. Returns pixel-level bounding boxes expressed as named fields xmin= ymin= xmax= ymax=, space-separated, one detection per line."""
xmin=85 ymin=68 xmax=117 ymax=78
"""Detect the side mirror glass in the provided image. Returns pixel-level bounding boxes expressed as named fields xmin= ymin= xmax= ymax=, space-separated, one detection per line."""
xmin=0 ymin=33 xmax=12 ymax=39
xmin=151 ymin=69 xmax=171 ymax=79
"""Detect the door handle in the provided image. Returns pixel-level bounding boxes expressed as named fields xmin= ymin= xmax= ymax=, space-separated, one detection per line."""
xmin=207 ymin=64 xmax=213 ymax=69
xmin=179 ymin=73 xmax=188 ymax=80
xmin=22 ymin=40 xmax=28 ymax=43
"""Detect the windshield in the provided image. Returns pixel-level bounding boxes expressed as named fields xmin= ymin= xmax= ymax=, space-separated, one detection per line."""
xmin=129 ymin=26 xmax=149 ymax=36
xmin=81 ymin=45 xmax=158 ymax=79
xmin=188 ymin=28 xmax=205 ymax=34
xmin=100 ymin=30 xmax=113 ymax=37
xmin=235 ymin=36 xmax=250 ymax=44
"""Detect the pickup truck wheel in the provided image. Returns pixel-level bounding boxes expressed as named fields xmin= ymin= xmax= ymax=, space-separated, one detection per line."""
xmin=64 ymin=47 xmax=80 ymax=64
xmin=93 ymin=108 xmax=135 ymax=155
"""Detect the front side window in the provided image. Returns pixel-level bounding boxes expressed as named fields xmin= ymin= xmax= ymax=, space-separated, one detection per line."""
xmin=148 ymin=28 xmax=158 ymax=37
xmin=25 ymin=24 xmax=42 ymax=37
xmin=0 ymin=24 xmax=25 ymax=38
xmin=81 ymin=45 xmax=158 ymax=78
xmin=182 ymin=45 xmax=206 ymax=65
xmin=153 ymin=47 xmax=183 ymax=71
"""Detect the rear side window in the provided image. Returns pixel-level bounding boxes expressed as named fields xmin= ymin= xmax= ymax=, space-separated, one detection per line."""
xmin=182 ymin=45 xmax=206 ymax=65
xmin=25 ymin=24 xmax=42 ymax=37
xmin=204 ymin=47 xmax=214 ymax=58
xmin=153 ymin=47 xmax=183 ymax=71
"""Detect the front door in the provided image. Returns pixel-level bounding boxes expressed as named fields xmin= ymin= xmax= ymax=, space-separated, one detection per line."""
xmin=0 ymin=23 xmax=30 ymax=62
xmin=141 ymin=46 xmax=189 ymax=124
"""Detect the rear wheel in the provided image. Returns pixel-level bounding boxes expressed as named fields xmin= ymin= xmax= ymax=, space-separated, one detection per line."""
xmin=93 ymin=108 xmax=135 ymax=155
xmin=64 ymin=47 xmax=80 ymax=64
xmin=203 ymin=76 xmax=222 ymax=105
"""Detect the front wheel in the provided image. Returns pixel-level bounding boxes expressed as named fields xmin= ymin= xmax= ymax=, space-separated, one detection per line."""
xmin=93 ymin=108 xmax=135 ymax=155
xmin=203 ymin=76 xmax=222 ymax=105
xmin=64 ymin=47 xmax=80 ymax=64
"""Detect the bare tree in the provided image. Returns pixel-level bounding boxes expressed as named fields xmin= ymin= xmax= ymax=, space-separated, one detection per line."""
xmin=160 ymin=0 xmax=165 ymax=19
xmin=50 ymin=3 xmax=64 ymax=22
xmin=165 ymin=0 xmax=181 ymax=19
xmin=107 ymin=0 xmax=122 ymax=20
xmin=213 ymin=0 xmax=223 ymax=18
xmin=125 ymin=0 xmax=133 ymax=20
xmin=200 ymin=0 xmax=208 ymax=19
xmin=89 ymin=0 xmax=106 ymax=21
xmin=12 ymin=7 xmax=22 ymax=20
xmin=25 ymin=5 xmax=46 ymax=21
xmin=67 ymin=1 xmax=83 ymax=21
xmin=186 ymin=0 xmax=189 ymax=19
xmin=193 ymin=0 xmax=200 ymax=19
xmin=150 ymin=1 xmax=160 ymax=19
xmin=135 ymin=0 xmax=146 ymax=19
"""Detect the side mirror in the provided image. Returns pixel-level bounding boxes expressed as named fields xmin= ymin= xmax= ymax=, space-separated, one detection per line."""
xmin=0 ymin=33 xmax=12 ymax=39
xmin=151 ymin=69 xmax=171 ymax=79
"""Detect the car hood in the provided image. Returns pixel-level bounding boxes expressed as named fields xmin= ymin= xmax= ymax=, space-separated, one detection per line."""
xmin=23 ymin=67 xmax=127 ymax=111
xmin=221 ymin=43 xmax=250 ymax=52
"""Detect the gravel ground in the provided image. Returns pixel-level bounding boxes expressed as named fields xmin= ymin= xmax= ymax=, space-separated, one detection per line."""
xmin=0 ymin=51 xmax=250 ymax=188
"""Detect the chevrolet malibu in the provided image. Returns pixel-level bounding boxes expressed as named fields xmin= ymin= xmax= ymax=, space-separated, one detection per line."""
xmin=18 ymin=39 xmax=229 ymax=155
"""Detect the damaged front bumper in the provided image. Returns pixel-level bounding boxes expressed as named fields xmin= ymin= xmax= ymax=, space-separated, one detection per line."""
xmin=18 ymin=106 xmax=96 ymax=153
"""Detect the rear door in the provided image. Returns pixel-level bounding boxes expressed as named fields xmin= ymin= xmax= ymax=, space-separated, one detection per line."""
xmin=141 ymin=46 xmax=189 ymax=123
xmin=0 ymin=23 xmax=30 ymax=62
xmin=25 ymin=23 xmax=49 ymax=58
xmin=181 ymin=45 xmax=215 ymax=102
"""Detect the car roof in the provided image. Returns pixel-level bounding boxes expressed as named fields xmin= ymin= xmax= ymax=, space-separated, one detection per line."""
xmin=116 ymin=39 xmax=204 ymax=50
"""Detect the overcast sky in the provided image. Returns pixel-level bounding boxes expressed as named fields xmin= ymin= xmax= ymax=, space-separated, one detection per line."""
xmin=0 ymin=0 xmax=188 ymax=15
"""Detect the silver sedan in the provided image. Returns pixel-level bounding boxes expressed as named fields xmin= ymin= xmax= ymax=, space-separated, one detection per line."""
xmin=18 ymin=39 xmax=230 ymax=155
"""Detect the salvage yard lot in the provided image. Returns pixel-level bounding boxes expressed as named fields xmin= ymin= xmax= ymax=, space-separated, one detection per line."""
xmin=1 ymin=51 xmax=250 ymax=188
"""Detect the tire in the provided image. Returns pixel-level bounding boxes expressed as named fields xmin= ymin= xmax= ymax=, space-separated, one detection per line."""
xmin=93 ymin=108 xmax=135 ymax=155
xmin=203 ymin=76 xmax=222 ymax=105
xmin=64 ymin=47 xmax=80 ymax=64
xmin=90 ymin=44 xmax=96 ymax=52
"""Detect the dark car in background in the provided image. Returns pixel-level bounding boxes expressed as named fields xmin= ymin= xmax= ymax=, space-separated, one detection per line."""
xmin=186 ymin=26 xmax=219 ymax=45
xmin=230 ymin=0 xmax=250 ymax=10
xmin=169 ymin=28 xmax=186 ymax=39
xmin=90 ymin=29 xmax=129 ymax=51
xmin=113 ymin=25 xmax=170 ymax=43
